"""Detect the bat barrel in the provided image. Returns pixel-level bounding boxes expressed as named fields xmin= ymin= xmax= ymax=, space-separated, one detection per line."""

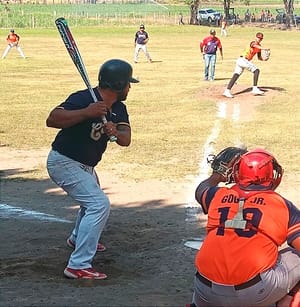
xmin=55 ymin=17 xmax=117 ymax=142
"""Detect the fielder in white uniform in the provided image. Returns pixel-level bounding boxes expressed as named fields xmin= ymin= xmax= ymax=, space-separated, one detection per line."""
xmin=134 ymin=24 xmax=152 ymax=63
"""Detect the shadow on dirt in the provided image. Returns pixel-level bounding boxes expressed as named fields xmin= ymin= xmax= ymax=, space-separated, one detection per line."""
xmin=0 ymin=168 xmax=204 ymax=307
xmin=233 ymin=86 xmax=286 ymax=96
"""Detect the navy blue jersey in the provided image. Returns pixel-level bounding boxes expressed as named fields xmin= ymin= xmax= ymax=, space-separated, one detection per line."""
xmin=51 ymin=87 xmax=130 ymax=167
xmin=135 ymin=30 xmax=149 ymax=45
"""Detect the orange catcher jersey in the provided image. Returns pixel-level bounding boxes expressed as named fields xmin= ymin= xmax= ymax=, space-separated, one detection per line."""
xmin=195 ymin=185 xmax=300 ymax=284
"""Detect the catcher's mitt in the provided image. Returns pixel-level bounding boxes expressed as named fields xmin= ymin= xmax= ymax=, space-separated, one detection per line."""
xmin=207 ymin=146 xmax=248 ymax=182
xmin=261 ymin=49 xmax=271 ymax=61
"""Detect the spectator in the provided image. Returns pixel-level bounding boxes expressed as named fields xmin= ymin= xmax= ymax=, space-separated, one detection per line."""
xmin=178 ymin=12 xmax=185 ymax=25
xmin=245 ymin=9 xmax=251 ymax=22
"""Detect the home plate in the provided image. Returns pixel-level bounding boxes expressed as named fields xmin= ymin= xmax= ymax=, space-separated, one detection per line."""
xmin=184 ymin=239 xmax=204 ymax=250
xmin=0 ymin=203 xmax=71 ymax=223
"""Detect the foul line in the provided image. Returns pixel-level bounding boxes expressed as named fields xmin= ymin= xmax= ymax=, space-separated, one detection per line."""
xmin=184 ymin=100 xmax=242 ymax=249
xmin=0 ymin=203 xmax=72 ymax=223
xmin=184 ymin=101 xmax=227 ymax=248
xmin=185 ymin=101 xmax=227 ymax=208
xmin=186 ymin=100 xmax=241 ymax=206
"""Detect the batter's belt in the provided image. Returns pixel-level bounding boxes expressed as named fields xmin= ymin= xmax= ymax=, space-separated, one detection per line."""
xmin=196 ymin=271 xmax=262 ymax=290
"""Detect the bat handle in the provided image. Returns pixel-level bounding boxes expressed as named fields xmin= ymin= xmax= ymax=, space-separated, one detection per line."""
xmin=101 ymin=115 xmax=117 ymax=142
xmin=90 ymin=89 xmax=117 ymax=142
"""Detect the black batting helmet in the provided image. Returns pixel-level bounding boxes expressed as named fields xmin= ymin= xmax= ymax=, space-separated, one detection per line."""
xmin=98 ymin=59 xmax=139 ymax=91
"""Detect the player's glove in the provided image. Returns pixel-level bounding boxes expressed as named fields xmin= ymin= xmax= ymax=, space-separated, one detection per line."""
xmin=207 ymin=146 xmax=247 ymax=182
xmin=261 ymin=49 xmax=270 ymax=61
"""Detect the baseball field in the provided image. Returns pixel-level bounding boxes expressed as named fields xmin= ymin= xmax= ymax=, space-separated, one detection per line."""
xmin=0 ymin=20 xmax=299 ymax=306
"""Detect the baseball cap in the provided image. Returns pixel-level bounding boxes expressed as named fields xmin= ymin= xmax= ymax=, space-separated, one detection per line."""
xmin=256 ymin=32 xmax=264 ymax=39
xmin=10 ymin=28 xmax=14 ymax=32
xmin=210 ymin=29 xmax=216 ymax=35
xmin=140 ymin=24 xmax=145 ymax=29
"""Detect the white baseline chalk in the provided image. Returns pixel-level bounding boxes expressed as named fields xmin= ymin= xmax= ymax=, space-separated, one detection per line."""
xmin=0 ymin=203 xmax=71 ymax=223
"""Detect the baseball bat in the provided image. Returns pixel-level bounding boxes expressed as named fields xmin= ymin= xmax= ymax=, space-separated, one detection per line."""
xmin=55 ymin=17 xmax=117 ymax=142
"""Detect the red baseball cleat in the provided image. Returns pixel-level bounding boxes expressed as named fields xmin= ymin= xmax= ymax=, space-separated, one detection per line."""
xmin=64 ymin=267 xmax=107 ymax=280
xmin=290 ymin=291 xmax=300 ymax=307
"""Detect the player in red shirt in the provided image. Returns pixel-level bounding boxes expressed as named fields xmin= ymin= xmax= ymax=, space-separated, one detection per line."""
xmin=200 ymin=29 xmax=223 ymax=81
xmin=223 ymin=32 xmax=269 ymax=98
xmin=1 ymin=29 xmax=26 ymax=59
xmin=191 ymin=148 xmax=300 ymax=307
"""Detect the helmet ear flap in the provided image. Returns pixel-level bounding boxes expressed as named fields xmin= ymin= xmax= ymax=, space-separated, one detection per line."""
xmin=271 ymin=158 xmax=283 ymax=190
xmin=100 ymin=80 xmax=127 ymax=92
xmin=110 ymin=81 xmax=127 ymax=92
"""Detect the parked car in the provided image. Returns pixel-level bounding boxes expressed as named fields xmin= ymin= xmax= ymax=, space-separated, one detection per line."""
xmin=293 ymin=15 xmax=300 ymax=24
xmin=275 ymin=8 xmax=286 ymax=24
xmin=197 ymin=8 xmax=221 ymax=25
xmin=275 ymin=8 xmax=300 ymax=25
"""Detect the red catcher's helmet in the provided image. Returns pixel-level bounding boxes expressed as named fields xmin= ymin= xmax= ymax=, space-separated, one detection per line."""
xmin=233 ymin=149 xmax=283 ymax=190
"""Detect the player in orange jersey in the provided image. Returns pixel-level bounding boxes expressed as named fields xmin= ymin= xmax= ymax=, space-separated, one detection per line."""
xmin=190 ymin=148 xmax=300 ymax=307
xmin=1 ymin=29 xmax=26 ymax=59
xmin=223 ymin=32 xmax=269 ymax=98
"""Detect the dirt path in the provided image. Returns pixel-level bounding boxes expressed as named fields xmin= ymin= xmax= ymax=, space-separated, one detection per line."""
xmin=0 ymin=145 xmax=201 ymax=307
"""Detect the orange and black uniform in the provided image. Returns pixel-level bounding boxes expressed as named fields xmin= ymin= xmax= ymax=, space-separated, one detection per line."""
xmin=6 ymin=32 xmax=20 ymax=45
xmin=1 ymin=30 xmax=26 ymax=59
xmin=196 ymin=184 xmax=300 ymax=285
xmin=242 ymin=40 xmax=262 ymax=61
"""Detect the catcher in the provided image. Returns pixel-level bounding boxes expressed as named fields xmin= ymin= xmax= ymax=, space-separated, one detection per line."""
xmin=189 ymin=147 xmax=300 ymax=307
xmin=223 ymin=32 xmax=270 ymax=98
xmin=1 ymin=29 xmax=26 ymax=59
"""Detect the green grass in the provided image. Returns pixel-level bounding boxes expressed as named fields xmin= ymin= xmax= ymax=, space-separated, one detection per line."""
xmin=0 ymin=3 xmax=299 ymax=28
xmin=0 ymin=24 xmax=299 ymax=181
xmin=0 ymin=3 xmax=189 ymax=28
